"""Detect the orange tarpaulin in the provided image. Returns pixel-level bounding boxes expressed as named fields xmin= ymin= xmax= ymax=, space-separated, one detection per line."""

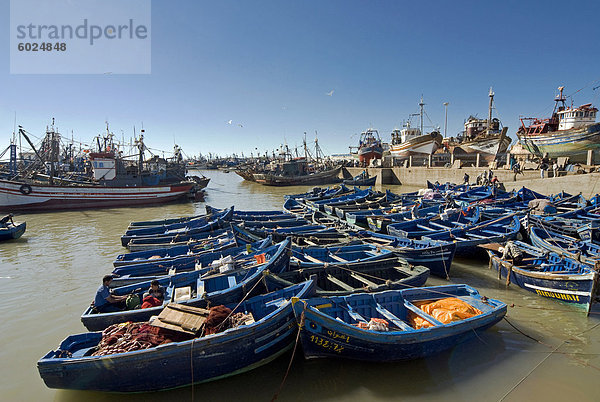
xmin=410 ymin=298 xmax=482 ymax=329
xmin=254 ymin=253 xmax=266 ymax=264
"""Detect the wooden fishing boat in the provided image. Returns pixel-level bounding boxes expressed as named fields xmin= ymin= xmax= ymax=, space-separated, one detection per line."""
xmin=516 ymin=86 xmax=600 ymax=162
xmin=305 ymin=188 xmax=371 ymax=212
xmin=284 ymin=184 xmax=350 ymax=201
xmin=529 ymin=226 xmax=600 ymax=266
xmin=254 ymin=165 xmax=342 ymax=186
xmin=485 ymin=241 xmax=599 ymax=313
xmin=111 ymin=238 xmax=273 ymax=284
xmin=81 ymin=239 xmax=291 ymax=331
xmin=264 ymin=256 xmax=429 ymax=296
xmin=126 ymin=228 xmax=230 ymax=252
xmin=39 ymin=280 xmax=315 ymax=392
xmin=121 ymin=207 xmax=234 ymax=247
xmin=121 ymin=207 xmax=233 ymax=244
xmin=290 ymin=243 xmax=396 ymax=269
xmin=0 ymin=215 xmax=26 ymax=241
xmin=363 ymin=204 xmax=443 ymax=232
xmin=291 ymin=284 xmax=507 ymax=361
xmin=113 ymin=236 xmax=271 ymax=267
xmin=356 ymin=128 xmax=383 ymax=166
xmin=423 ymin=215 xmax=521 ymax=256
xmin=343 ymin=172 xmax=377 ymax=186
xmin=389 ymin=98 xmax=443 ymax=159
xmin=386 ymin=207 xmax=480 ymax=239
xmin=355 ymin=231 xmax=456 ymax=278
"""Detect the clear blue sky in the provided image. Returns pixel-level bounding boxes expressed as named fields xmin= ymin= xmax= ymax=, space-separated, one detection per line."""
xmin=2 ymin=0 xmax=600 ymax=158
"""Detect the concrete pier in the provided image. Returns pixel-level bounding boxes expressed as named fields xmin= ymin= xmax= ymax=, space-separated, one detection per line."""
xmin=344 ymin=167 xmax=600 ymax=198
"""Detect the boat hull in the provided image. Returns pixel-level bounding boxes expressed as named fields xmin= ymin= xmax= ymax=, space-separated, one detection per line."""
xmin=292 ymin=285 xmax=506 ymax=362
xmin=450 ymin=135 xmax=512 ymax=162
xmin=0 ymin=179 xmax=194 ymax=212
xmin=38 ymin=281 xmax=315 ymax=392
xmin=0 ymin=222 xmax=26 ymax=240
xmin=390 ymin=133 xmax=443 ymax=158
xmin=517 ymin=123 xmax=600 ymax=162
xmin=254 ymin=167 xmax=342 ymax=186
xmin=358 ymin=146 xmax=383 ymax=164
xmin=487 ymin=252 xmax=598 ymax=312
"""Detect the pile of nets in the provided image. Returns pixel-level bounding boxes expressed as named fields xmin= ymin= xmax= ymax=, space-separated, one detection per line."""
xmin=91 ymin=322 xmax=191 ymax=356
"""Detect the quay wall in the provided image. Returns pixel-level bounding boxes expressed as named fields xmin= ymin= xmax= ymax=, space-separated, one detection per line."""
xmin=344 ymin=167 xmax=600 ymax=198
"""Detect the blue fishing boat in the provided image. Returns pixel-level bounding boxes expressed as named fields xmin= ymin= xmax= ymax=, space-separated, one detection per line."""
xmin=82 ymin=239 xmax=291 ymax=331
xmin=343 ymin=172 xmax=377 ymax=186
xmin=485 ymin=241 xmax=599 ymax=313
xmin=122 ymin=210 xmax=235 ymax=249
xmin=0 ymin=214 xmax=26 ymax=241
xmin=529 ymin=226 xmax=600 ymax=265
xmin=111 ymin=238 xmax=273 ymax=283
xmin=120 ymin=207 xmax=234 ymax=246
xmin=291 ymin=284 xmax=506 ymax=361
xmin=386 ymin=207 xmax=480 ymax=238
xmin=422 ymin=215 xmax=521 ymax=256
xmin=113 ymin=236 xmax=271 ymax=269
xmin=264 ymin=257 xmax=429 ymax=296
xmin=39 ymin=280 xmax=315 ymax=392
xmin=291 ymin=243 xmax=395 ymax=268
xmin=284 ymin=184 xmax=350 ymax=201
xmin=355 ymin=231 xmax=456 ymax=278
xmin=126 ymin=228 xmax=232 ymax=252
xmin=305 ymin=188 xmax=371 ymax=212
xmin=362 ymin=204 xmax=443 ymax=232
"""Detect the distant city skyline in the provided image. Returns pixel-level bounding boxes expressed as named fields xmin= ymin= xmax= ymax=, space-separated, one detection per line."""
xmin=2 ymin=0 xmax=600 ymax=158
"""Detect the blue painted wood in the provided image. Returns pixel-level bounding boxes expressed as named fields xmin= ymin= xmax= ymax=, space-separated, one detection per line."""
xmin=486 ymin=241 xmax=598 ymax=313
xmin=355 ymin=231 xmax=456 ymax=278
xmin=423 ymin=215 xmax=521 ymax=255
xmin=39 ymin=280 xmax=315 ymax=392
xmin=291 ymin=284 xmax=506 ymax=361
xmin=121 ymin=208 xmax=234 ymax=247
xmin=0 ymin=221 xmax=26 ymax=241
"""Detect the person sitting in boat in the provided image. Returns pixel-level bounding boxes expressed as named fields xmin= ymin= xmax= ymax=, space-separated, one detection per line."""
xmin=528 ymin=198 xmax=556 ymax=215
xmin=93 ymin=275 xmax=128 ymax=313
xmin=499 ymin=241 xmax=523 ymax=265
xmin=410 ymin=201 xmax=421 ymax=219
xmin=141 ymin=280 xmax=166 ymax=308
xmin=0 ymin=214 xmax=14 ymax=227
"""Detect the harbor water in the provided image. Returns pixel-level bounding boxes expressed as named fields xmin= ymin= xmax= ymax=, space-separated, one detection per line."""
xmin=1 ymin=170 xmax=599 ymax=401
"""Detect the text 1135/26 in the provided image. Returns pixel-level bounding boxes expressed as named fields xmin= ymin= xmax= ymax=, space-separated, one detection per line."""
xmin=17 ymin=43 xmax=67 ymax=51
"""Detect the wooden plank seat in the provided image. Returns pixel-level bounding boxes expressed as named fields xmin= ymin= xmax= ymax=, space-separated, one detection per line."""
xmin=329 ymin=254 xmax=349 ymax=263
xmin=303 ymin=254 xmax=325 ymax=264
xmin=326 ymin=274 xmax=354 ymax=291
xmin=403 ymin=300 xmax=443 ymax=326
xmin=350 ymin=273 xmax=378 ymax=288
xmin=372 ymin=301 xmax=413 ymax=331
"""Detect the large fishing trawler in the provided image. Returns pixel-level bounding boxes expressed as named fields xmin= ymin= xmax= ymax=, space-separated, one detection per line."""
xmin=0 ymin=122 xmax=204 ymax=211
xmin=517 ymin=86 xmax=600 ymax=162
xmin=443 ymin=88 xmax=510 ymax=163
xmin=389 ymin=97 xmax=443 ymax=159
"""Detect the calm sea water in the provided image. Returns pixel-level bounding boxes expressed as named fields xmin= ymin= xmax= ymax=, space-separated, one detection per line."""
xmin=1 ymin=170 xmax=598 ymax=401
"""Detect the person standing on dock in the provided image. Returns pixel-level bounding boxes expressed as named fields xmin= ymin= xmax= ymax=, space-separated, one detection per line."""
xmin=553 ymin=161 xmax=559 ymax=178
xmin=540 ymin=161 xmax=548 ymax=178
xmin=463 ymin=173 xmax=469 ymax=185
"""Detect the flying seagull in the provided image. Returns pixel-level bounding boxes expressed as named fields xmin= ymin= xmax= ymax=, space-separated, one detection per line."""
xmin=227 ymin=120 xmax=232 ymax=125
xmin=326 ymin=90 xmax=334 ymax=96
xmin=237 ymin=123 xmax=243 ymax=128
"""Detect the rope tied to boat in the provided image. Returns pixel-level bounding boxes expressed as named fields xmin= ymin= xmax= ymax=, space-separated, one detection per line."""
xmin=271 ymin=307 xmax=305 ymax=402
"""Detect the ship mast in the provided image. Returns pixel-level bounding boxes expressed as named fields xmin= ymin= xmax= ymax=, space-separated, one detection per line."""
xmin=419 ymin=96 xmax=425 ymax=135
xmin=488 ymin=87 xmax=494 ymax=135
